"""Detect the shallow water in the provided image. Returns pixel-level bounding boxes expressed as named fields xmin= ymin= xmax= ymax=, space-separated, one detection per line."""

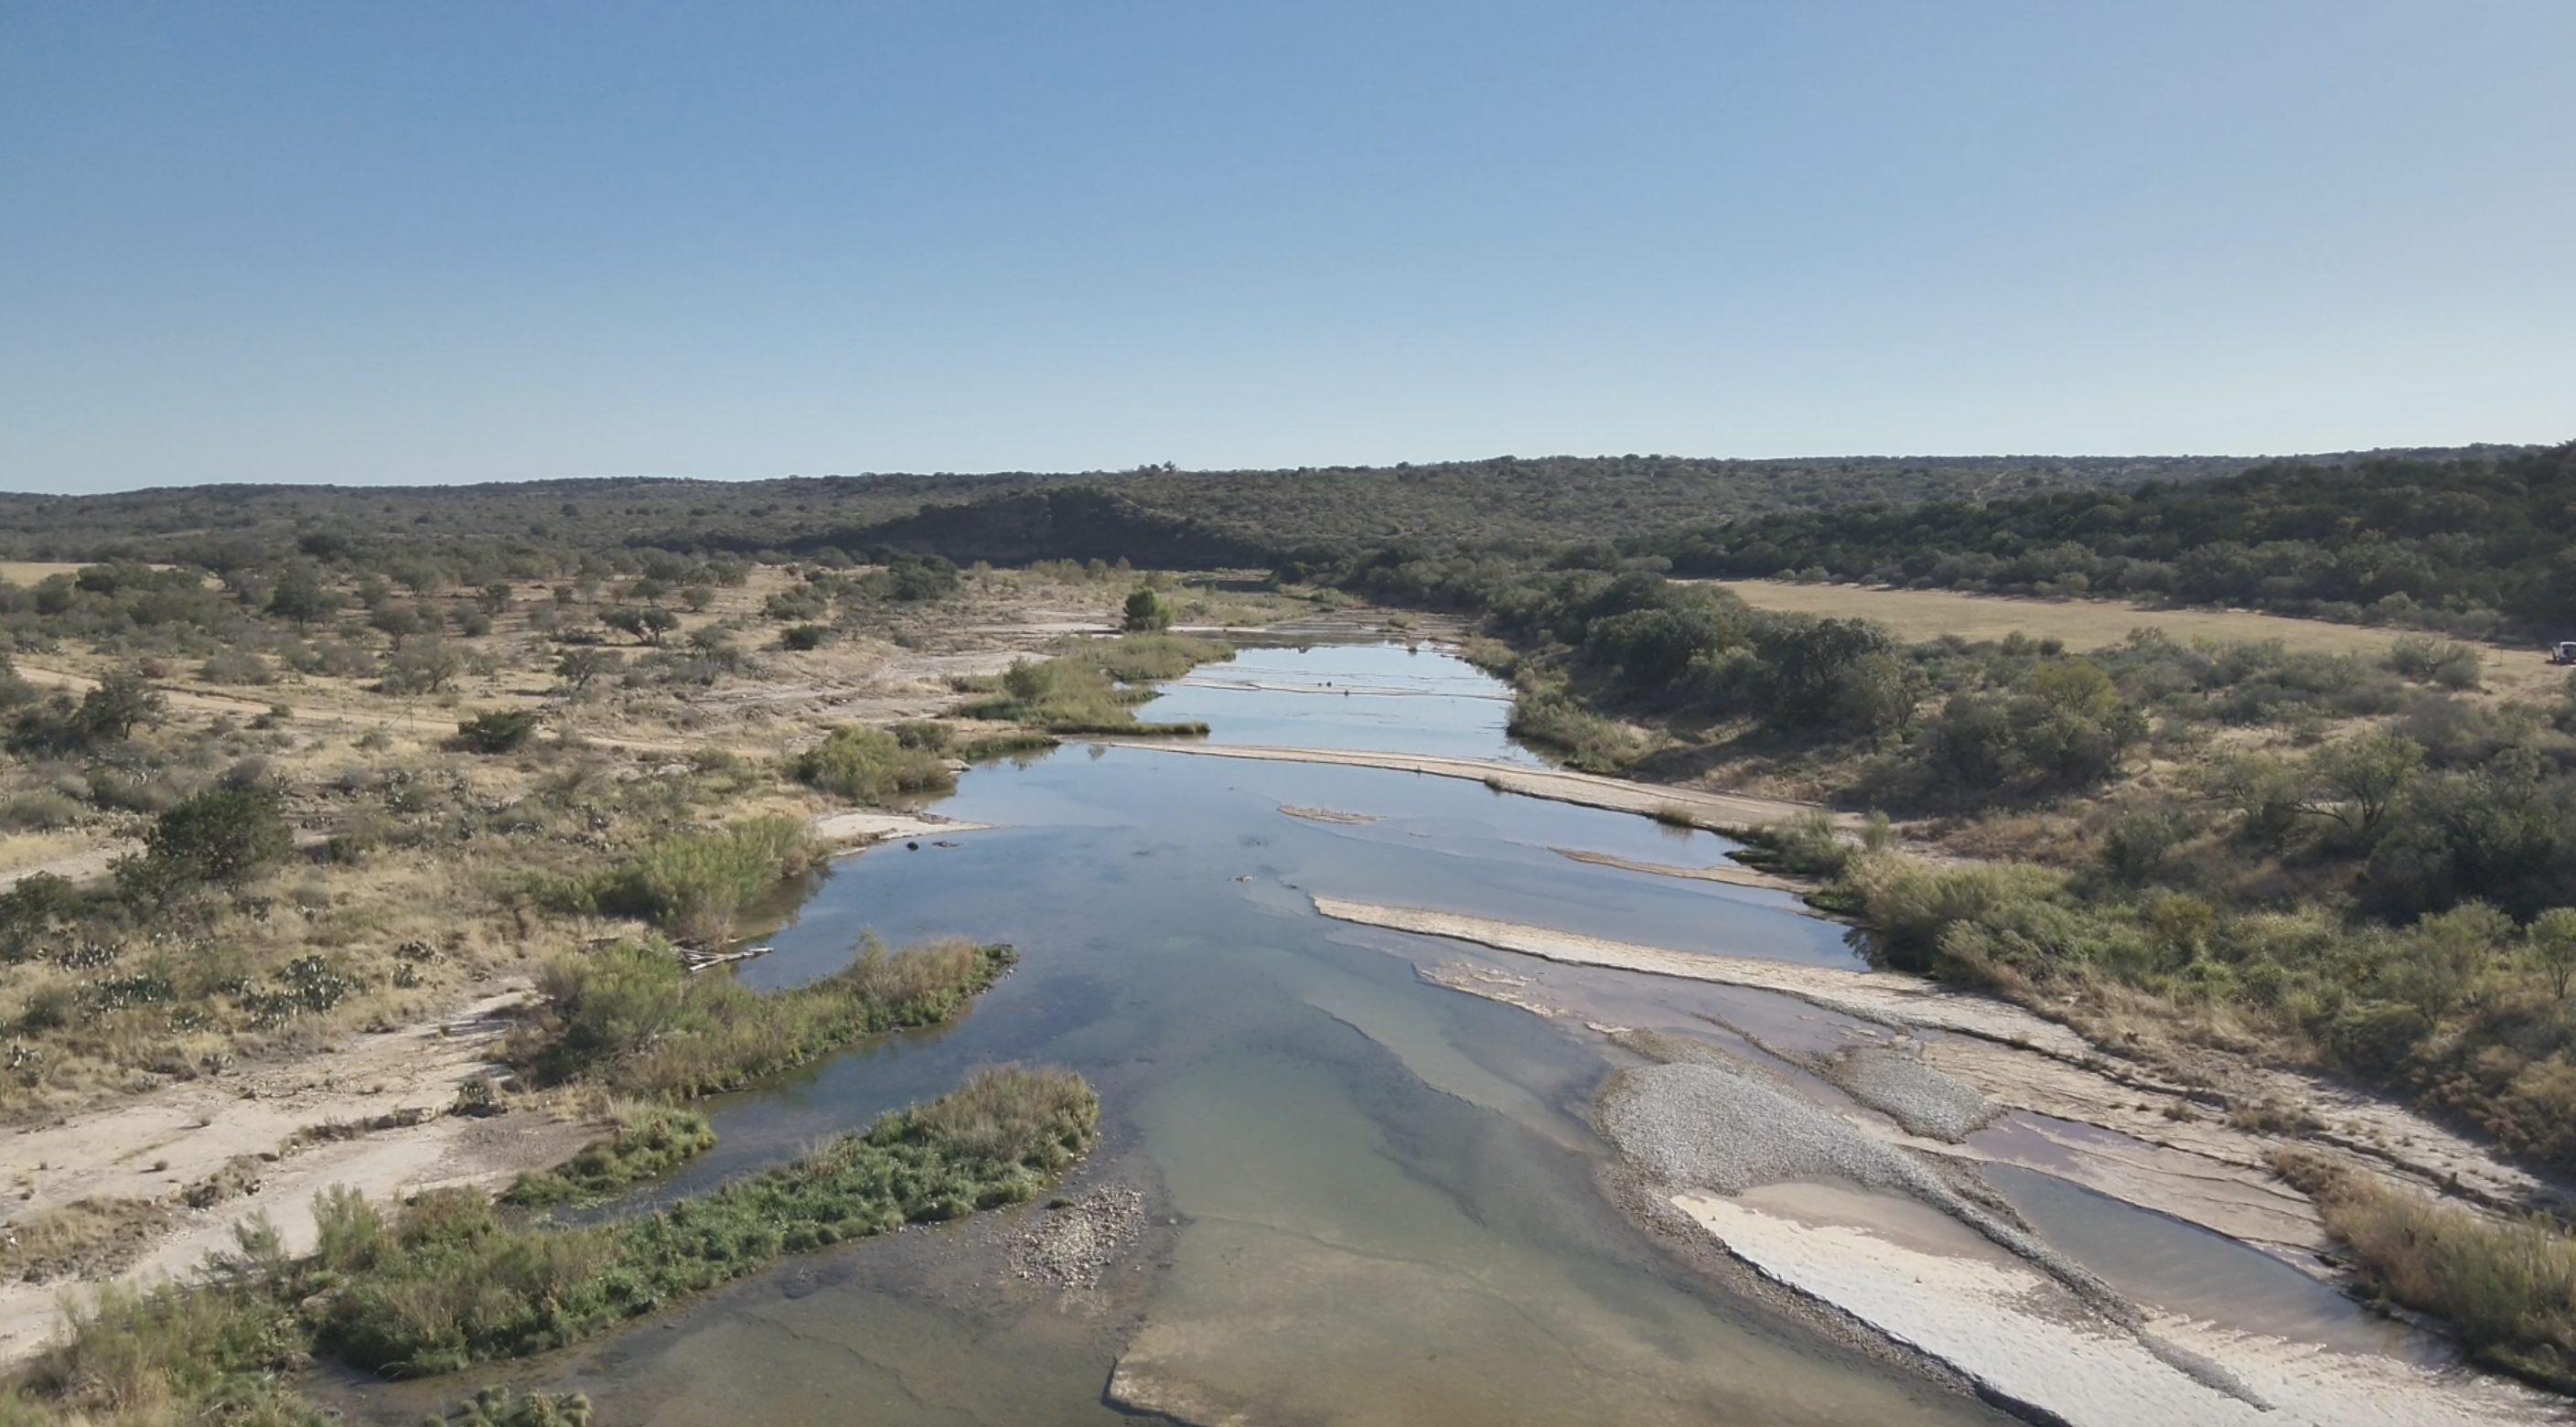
xmin=1143 ymin=639 xmax=1553 ymax=766
xmin=343 ymin=644 xmax=2435 ymax=1425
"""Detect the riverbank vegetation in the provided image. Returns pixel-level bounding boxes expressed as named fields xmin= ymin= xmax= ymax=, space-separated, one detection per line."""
xmin=790 ymin=723 xmax=957 ymax=802
xmin=517 ymin=934 xmax=1014 ymax=1097
xmin=1321 ymin=540 xmax=2576 ymax=1173
xmin=2275 ymin=1151 xmax=2576 ymax=1393
xmin=499 ymin=1102 xmax=716 ymax=1207
xmin=0 ymin=1066 xmax=1095 ymax=1419
xmin=955 ymin=632 xmax=1229 ymax=735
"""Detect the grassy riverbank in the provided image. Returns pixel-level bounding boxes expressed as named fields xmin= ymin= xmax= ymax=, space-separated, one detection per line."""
xmin=2276 ymin=1152 xmax=2576 ymax=1394
xmin=499 ymin=1102 xmax=716 ymax=1208
xmin=0 ymin=1065 xmax=1096 ymax=1420
xmin=956 ymin=633 xmax=1228 ymax=735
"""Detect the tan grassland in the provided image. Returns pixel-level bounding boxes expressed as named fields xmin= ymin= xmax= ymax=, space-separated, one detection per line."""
xmin=1710 ymin=579 xmax=2571 ymax=702
xmin=1708 ymin=579 xmax=2406 ymax=654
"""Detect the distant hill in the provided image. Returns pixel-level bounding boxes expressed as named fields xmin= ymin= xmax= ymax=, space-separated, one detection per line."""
xmin=0 ymin=450 xmax=2387 ymax=566
xmin=1637 ymin=442 xmax=2576 ymax=635
xmin=0 ymin=445 xmax=2549 ymax=577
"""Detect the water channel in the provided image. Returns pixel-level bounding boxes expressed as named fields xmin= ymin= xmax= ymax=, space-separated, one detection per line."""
xmin=345 ymin=640 xmax=2430 ymax=1425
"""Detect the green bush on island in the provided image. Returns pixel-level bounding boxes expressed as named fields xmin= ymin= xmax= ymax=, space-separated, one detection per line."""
xmin=956 ymin=633 xmax=1226 ymax=735
xmin=4 ymin=1068 xmax=1098 ymax=1413
xmin=424 ymin=1385 xmax=593 ymax=1426
xmin=522 ymin=935 xmax=1015 ymax=1097
xmin=499 ymin=1103 xmax=717 ymax=1207
xmin=326 ymin=1064 xmax=1094 ymax=1377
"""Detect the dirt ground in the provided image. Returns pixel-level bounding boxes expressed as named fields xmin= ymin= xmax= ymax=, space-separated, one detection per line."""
xmin=0 ymin=984 xmax=596 ymax=1364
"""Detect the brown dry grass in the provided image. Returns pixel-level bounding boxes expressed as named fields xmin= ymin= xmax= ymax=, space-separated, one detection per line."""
xmin=0 ymin=1196 xmax=171 ymax=1282
xmin=0 ymin=562 xmax=111 ymax=586
xmin=1712 ymin=577 xmax=2576 ymax=705
xmin=2276 ymin=1150 xmax=2576 ymax=1392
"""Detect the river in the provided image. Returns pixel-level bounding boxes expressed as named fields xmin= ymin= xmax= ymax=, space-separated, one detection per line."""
xmin=334 ymin=640 xmax=2468 ymax=1426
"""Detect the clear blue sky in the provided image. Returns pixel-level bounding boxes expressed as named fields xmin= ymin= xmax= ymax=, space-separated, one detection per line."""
xmin=3 ymin=2 xmax=2570 ymax=493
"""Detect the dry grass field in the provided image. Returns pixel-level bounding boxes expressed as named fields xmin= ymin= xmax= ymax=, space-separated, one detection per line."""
xmin=1708 ymin=579 xmax=2571 ymax=701
xmin=0 ymin=563 xmax=101 ymax=586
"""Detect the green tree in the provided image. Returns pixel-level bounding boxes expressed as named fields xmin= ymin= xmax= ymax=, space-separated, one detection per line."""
xmin=555 ymin=648 xmax=623 ymax=693
xmin=0 ymin=871 xmax=77 ymax=961
xmin=266 ymin=566 xmax=340 ymax=628
xmin=2305 ymin=733 xmax=2426 ymax=838
xmin=457 ymin=709 xmax=539 ymax=754
xmin=2202 ymin=755 xmax=2305 ymax=852
xmin=601 ymin=607 xmax=679 ymax=645
xmin=2382 ymin=902 xmax=2511 ymax=1021
xmin=2530 ymin=907 xmax=2576 ymax=1000
xmin=75 ymin=668 xmax=166 ymax=743
xmin=1122 ymin=587 xmax=1175 ymax=632
xmin=382 ymin=638 xmax=464 ymax=693
xmin=145 ymin=786 xmax=294 ymax=888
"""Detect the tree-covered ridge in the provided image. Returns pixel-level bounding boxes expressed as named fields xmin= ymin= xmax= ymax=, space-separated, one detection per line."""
xmin=1643 ymin=442 xmax=2576 ymax=637
xmin=0 ymin=452 xmax=2296 ymax=567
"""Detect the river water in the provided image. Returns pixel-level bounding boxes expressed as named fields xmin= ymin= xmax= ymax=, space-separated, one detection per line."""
xmin=340 ymin=642 xmax=2418 ymax=1425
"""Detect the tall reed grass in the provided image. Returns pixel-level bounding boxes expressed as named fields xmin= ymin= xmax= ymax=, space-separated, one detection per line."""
xmin=2277 ymin=1151 xmax=2576 ymax=1393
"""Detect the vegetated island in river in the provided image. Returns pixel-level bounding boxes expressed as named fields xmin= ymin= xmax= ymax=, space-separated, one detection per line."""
xmin=1 ymin=928 xmax=1097 ymax=1426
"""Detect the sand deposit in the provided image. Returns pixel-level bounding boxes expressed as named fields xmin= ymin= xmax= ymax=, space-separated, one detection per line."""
xmin=0 ymin=987 xmax=590 ymax=1367
xmin=1090 ymin=739 xmax=1853 ymax=831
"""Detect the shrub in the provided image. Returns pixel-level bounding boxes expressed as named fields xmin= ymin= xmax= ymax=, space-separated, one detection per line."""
xmin=456 ymin=709 xmax=538 ymax=754
xmin=143 ymin=785 xmax=293 ymax=889
xmin=432 ymin=1385 xmax=595 ymax=1427
xmin=1730 ymin=809 xmax=1852 ymax=878
xmin=199 ymin=650 xmax=274 ymax=686
xmin=2388 ymin=634 xmax=2484 ymax=690
xmin=500 ymin=1104 xmax=715 ymax=1207
xmin=2324 ymin=1001 xmax=2433 ymax=1078
xmin=1122 ymin=586 xmax=1175 ymax=631
xmin=778 ymin=623 xmax=829 ymax=650
xmin=291 ymin=1068 xmax=1094 ymax=1378
xmin=791 ymin=725 xmax=954 ymax=804
xmin=1842 ymin=853 xmax=2071 ymax=974
xmin=890 ymin=720 xmax=950 ymax=751
xmin=0 ymin=789 xmax=83 ymax=832
xmin=1508 ymin=688 xmax=1647 ymax=772
xmin=526 ymin=935 xmax=1014 ymax=1097
xmin=858 ymin=552 xmax=961 ymax=602
xmin=957 ymin=637 xmax=1226 ymax=735
xmin=592 ymin=816 xmax=821 ymax=946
